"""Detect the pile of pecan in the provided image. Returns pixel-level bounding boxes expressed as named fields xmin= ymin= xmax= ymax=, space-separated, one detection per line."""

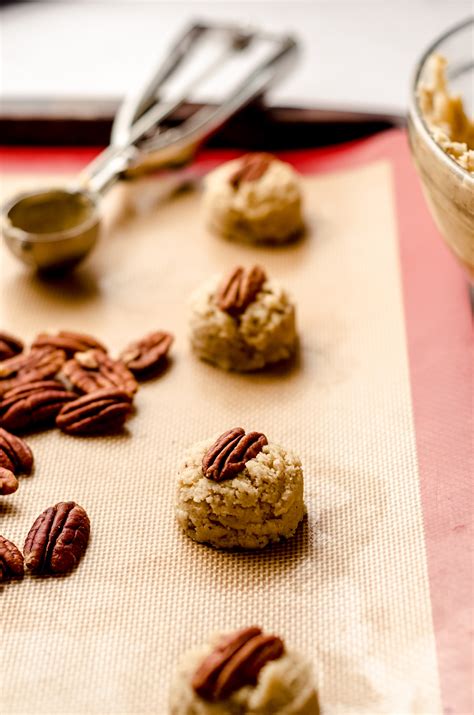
xmin=0 ymin=501 xmax=90 ymax=581
xmin=0 ymin=327 xmax=173 ymax=506
xmin=0 ymin=327 xmax=172 ymax=584
xmin=0 ymin=328 xmax=173 ymax=444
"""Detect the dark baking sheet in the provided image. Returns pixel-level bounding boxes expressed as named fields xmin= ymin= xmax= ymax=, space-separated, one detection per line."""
xmin=0 ymin=98 xmax=404 ymax=147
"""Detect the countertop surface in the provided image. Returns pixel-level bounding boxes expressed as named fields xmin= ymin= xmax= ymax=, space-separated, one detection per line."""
xmin=1 ymin=1 xmax=472 ymax=114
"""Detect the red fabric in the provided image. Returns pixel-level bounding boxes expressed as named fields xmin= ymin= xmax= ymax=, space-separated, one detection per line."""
xmin=1 ymin=130 xmax=472 ymax=714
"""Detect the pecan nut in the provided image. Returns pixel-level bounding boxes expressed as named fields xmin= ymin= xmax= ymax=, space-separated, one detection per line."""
xmin=31 ymin=330 xmax=107 ymax=357
xmin=0 ymin=535 xmax=24 ymax=580
xmin=0 ymin=331 xmax=23 ymax=361
xmin=61 ymin=349 xmax=137 ymax=396
xmin=0 ymin=380 xmax=75 ymax=432
xmin=0 ymin=347 xmax=66 ymax=396
xmin=24 ymin=501 xmax=90 ymax=575
xmin=202 ymin=428 xmax=268 ymax=481
xmin=229 ymin=153 xmax=274 ymax=189
xmin=0 ymin=427 xmax=34 ymax=475
xmin=119 ymin=331 xmax=174 ymax=376
xmin=216 ymin=266 xmax=267 ymax=317
xmin=0 ymin=467 xmax=19 ymax=495
xmin=192 ymin=626 xmax=284 ymax=701
xmin=56 ymin=388 xmax=132 ymax=435
xmin=0 ymin=447 xmax=14 ymax=472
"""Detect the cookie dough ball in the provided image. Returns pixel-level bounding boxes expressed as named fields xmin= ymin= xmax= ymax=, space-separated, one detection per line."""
xmin=189 ymin=265 xmax=297 ymax=372
xmin=203 ymin=153 xmax=304 ymax=244
xmin=169 ymin=626 xmax=319 ymax=715
xmin=176 ymin=428 xmax=305 ymax=550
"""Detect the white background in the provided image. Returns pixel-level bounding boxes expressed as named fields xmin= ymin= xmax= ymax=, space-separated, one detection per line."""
xmin=0 ymin=1 xmax=472 ymax=113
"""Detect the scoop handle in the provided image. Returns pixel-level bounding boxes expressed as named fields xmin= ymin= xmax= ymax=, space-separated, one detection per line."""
xmin=79 ymin=23 xmax=298 ymax=194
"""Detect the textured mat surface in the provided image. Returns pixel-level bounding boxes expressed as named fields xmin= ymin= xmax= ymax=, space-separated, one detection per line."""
xmin=0 ymin=140 xmax=464 ymax=714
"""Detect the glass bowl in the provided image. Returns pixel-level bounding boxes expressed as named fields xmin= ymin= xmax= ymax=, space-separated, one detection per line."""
xmin=408 ymin=18 xmax=474 ymax=282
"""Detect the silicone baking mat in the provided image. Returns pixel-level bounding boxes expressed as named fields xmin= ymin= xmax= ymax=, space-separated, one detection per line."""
xmin=0 ymin=131 xmax=472 ymax=715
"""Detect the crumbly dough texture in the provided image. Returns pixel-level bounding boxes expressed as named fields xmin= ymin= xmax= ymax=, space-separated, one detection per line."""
xmin=189 ymin=276 xmax=297 ymax=372
xmin=203 ymin=157 xmax=304 ymax=244
xmin=169 ymin=633 xmax=318 ymax=715
xmin=413 ymin=53 xmax=474 ymax=279
xmin=418 ymin=54 xmax=474 ymax=173
xmin=176 ymin=438 xmax=305 ymax=550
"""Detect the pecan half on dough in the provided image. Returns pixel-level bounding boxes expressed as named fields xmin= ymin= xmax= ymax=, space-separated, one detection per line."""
xmin=229 ymin=153 xmax=275 ymax=189
xmin=216 ymin=265 xmax=267 ymax=317
xmin=202 ymin=428 xmax=268 ymax=481
xmin=192 ymin=626 xmax=284 ymax=701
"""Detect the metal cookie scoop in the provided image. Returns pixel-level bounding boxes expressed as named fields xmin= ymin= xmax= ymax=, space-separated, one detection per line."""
xmin=1 ymin=23 xmax=297 ymax=274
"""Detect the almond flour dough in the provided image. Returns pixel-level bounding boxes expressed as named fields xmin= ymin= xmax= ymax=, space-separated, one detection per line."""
xmin=175 ymin=437 xmax=305 ymax=550
xmin=202 ymin=156 xmax=304 ymax=244
xmin=418 ymin=54 xmax=474 ymax=172
xmin=412 ymin=53 xmax=474 ymax=279
xmin=189 ymin=274 xmax=297 ymax=372
xmin=169 ymin=632 xmax=318 ymax=715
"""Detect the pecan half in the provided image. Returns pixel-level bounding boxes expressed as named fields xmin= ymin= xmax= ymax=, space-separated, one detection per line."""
xmin=0 ymin=448 xmax=14 ymax=472
xmin=0 ymin=535 xmax=24 ymax=580
xmin=0 ymin=428 xmax=34 ymax=475
xmin=0 ymin=380 xmax=75 ymax=433
xmin=192 ymin=626 xmax=284 ymax=701
xmin=24 ymin=501 xmax=90 ymax=575
xmin=216 ymin=266 xmax=267 ymax=317
xmin=56 ymin=388 xmax=132 ymax=435
xmin=32 ymin=330 xmax=107 ymax=357
xmin=229 ymin=153 xmax=274 ymax=189
xmin=0 ymin=331 xmax=23 ymax=361
xmin=119 ymin=331 xmax=174 ymax=376
xmin=0 ymin=347 xmax=66 ymax=396
xmin=61 ymin=349 xmax=137 ymax=396
xmin=0 ymin=467 xmax=19 ymax=495
xmin=202 ymin=428 xmax=268 ymax=481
